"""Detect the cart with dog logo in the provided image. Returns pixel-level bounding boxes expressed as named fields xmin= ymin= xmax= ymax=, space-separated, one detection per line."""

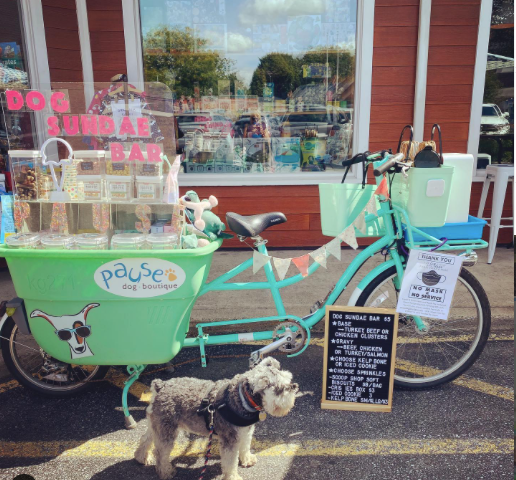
xmin=0 ymin=83 xmax=491 ymax=428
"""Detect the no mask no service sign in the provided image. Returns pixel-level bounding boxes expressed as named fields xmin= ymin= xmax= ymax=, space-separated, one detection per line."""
xmin=321 ymin=306 xmax=399 ymax=413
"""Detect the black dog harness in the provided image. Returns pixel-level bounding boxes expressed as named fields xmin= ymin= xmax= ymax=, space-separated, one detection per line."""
xmin=197 ymin=382 xmax=263 ymax=432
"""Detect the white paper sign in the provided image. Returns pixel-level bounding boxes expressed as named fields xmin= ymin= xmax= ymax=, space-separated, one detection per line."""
xmin=396 ymin=250 xmax=463 ymax=321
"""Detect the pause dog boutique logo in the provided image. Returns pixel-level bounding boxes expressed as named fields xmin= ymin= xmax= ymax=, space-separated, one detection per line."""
xmin=94 ymin=258 xmax=186 ymax=298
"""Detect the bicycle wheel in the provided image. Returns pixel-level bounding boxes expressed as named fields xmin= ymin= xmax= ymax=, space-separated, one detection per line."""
xmin=1 ymin=317 xmax=110 ymax=397
xmin=356 ymin=266 xmax=491 ymax=389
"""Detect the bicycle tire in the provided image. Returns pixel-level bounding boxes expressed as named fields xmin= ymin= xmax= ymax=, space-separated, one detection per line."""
xmin=355 ymin=266 xmax=491 ymax=390
xmin=1 ymin=317 xmax=110 ymax=397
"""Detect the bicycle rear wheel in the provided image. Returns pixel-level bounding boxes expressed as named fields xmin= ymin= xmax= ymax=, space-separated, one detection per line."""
xmin=356 ymin=266 xmax=491 ymax=389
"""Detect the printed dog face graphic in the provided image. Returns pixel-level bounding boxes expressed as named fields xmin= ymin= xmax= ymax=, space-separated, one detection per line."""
xmin=30 ymin=303 xmax=99 ymax=359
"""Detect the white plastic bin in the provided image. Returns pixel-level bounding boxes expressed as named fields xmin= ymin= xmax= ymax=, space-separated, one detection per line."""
xmin=442 ymin=153 xmax=474 ymax=224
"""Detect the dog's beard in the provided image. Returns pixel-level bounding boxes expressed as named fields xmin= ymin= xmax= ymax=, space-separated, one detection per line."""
xmin=262 ymin=387 xmax=297 ymax=417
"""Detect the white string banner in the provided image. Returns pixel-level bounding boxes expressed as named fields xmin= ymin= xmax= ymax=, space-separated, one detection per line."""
xmin=273 ymin=257 xmax=292 ymax=280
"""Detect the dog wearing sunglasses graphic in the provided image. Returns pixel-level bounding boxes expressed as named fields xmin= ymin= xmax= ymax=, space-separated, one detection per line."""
xmin=30 ymin=303 xmax=99 ymax=359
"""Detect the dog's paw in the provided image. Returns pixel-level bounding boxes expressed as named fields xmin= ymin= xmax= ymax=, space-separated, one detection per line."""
xmin=156 ymin=464 xmax=176 ymax=480
xmin=239 ymin=453 xmax=257 ymax=468
xmin=134 ymin=451 xmax=154 ymax=466
xmin=223 ymin=474 xmax=243 ymax=480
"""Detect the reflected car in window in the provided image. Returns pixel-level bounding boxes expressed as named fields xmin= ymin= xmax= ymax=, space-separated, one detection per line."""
xmin=481 ymin=104 xmax=510 ymax=134
xmin=278 ymin=108 xmax=350 ymax=138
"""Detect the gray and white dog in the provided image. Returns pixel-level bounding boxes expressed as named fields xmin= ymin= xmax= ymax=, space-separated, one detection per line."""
xmin=135 ymin=357 xmax=298 ymax=480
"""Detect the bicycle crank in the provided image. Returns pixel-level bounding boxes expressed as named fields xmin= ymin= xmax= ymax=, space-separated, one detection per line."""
xmin=272 ymin=320 xmax=308 ymax=355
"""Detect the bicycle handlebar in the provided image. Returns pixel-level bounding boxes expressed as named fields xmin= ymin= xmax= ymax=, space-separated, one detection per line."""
xmin=341 ymin=150 xmax=389 ymax=168
xmin=373 ymin=153 xmax=405 ymax=176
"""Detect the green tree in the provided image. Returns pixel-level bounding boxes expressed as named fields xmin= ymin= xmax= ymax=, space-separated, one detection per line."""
xmin=483 ymin=70 xmax=502 ymax=103
xmin=142 ymin=26 xmax=236 ymax=97
xmin=249 ymin=53 xmax=301 ymax=99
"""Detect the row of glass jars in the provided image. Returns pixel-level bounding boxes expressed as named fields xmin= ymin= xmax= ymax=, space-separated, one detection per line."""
xmin=6 ymin=232 xmax=180 ymax=250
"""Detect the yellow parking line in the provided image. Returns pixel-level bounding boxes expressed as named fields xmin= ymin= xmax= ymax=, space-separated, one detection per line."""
xmin=0 ymin=379 xmax=21 ymax=394
xmin=105 ymin=370 xmax=152 ymax=403
xmin=0 ymin=438 xmax=512 ymax=459
xmin=396 ymin=359 xmax=514 ymax=401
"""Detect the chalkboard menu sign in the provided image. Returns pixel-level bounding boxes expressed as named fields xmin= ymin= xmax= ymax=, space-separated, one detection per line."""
xmin=321 ymin=306 xmax=399 ymax=412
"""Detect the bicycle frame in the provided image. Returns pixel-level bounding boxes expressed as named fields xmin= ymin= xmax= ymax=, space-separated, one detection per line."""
xmin=183 ymin=197 xmax=406 ymax=366
xmin=183 ymin=155 xmax=489 ymax=367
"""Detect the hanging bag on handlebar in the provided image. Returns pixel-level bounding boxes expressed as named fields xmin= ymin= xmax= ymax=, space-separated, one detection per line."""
xmin=413 ymin=124 xmax=443 ymax=168
xmin=318 ymin=153 xmax=380 ymax=237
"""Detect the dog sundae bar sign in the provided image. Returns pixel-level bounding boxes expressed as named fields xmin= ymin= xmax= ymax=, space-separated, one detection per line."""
xmin=321 ymin=306 xmax=399 ymax=413
xmin=5 ymin=89 xmax=163 ymax=160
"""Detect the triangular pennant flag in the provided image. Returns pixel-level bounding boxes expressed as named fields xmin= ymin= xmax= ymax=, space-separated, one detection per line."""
xmin=339 ymin=225 xmax=358 ymax=250
xmin=374 ymin=176 xmax=390 ymax=199
xmin=353 ymin=211 xmax=367 ymax=235
xmin=292 ymin=254 xmax=310 ymax=277
xmin=365 ymin=195 xmax=378 ymax=217
xmin=326 ymin=237 xmax=342 ymax=261
xmin=309 ymin=246 xmax=327 ymax=268
xmin=253 ymin=250 xmax=271 ymax=274
xmin=273 ymin=257 xmax=292 ymax=280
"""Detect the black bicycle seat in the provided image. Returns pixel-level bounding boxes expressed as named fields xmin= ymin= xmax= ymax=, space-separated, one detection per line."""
xmin=226 ymin=212 xmax=287 ymax=238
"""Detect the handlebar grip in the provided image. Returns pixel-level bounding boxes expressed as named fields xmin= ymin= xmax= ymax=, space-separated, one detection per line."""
xmin=373 ymin=153 xmax=405 ymax=176
xmin=341 ymin=153 xmax=366 ymax=168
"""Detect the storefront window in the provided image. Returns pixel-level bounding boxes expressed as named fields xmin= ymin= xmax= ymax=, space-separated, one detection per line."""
xmin=0 ymin=0 xmax=33 ymax=157
xmin=477 ymin=0 xmax=513 ymax=170
xmin=139 ymin=0 xmax=357 ymax=174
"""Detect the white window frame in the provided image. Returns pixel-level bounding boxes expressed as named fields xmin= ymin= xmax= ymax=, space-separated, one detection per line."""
xmin=123 ymin=0 xmax=375 ymax=186
xmin=468 ymin=0 xmax=494 ymax=182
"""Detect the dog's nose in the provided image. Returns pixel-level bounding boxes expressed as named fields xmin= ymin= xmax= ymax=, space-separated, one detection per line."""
xmin=292 ymin=383 xmax=299 ymax=392
xmin=75 ymin=345 xmax=85 ymax=353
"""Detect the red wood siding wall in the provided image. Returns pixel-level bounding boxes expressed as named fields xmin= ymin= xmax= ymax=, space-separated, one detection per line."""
xmin=426 ymin=0 xmax=480 ymax=153
xmin=38 ymin=0 xmax=512 ymax=247
xmin=41 ymin=0 xmax=83 ymax=83
xmin=86 ymin=0 xmax=127 ymax=82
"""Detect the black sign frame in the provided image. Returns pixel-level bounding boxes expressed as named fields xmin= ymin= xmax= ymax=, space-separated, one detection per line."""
xmin=321 ymin=306 xmax=399 ymax=412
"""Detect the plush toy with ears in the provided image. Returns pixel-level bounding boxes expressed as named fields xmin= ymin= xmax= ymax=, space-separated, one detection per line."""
xmin=179 ymin=190 xmax=233 ymax=241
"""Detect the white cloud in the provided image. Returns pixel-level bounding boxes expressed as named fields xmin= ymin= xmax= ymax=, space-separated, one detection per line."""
xmin=239 ymin=0 xmax=326 ymax=25
xmin=227 ymin=32 xmax=253 ymax=53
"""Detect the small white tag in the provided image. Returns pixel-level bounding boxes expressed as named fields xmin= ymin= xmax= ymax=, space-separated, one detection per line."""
xmin=238 ymin=332 xmax=254 ymax=343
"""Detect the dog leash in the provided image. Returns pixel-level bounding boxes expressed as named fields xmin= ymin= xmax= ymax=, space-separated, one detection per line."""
xmin=199 ymin=404 xmax=215 ymax=480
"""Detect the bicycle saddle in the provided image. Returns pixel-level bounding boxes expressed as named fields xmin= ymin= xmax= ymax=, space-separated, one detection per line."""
xmin=226 ymin=212 xmax=287 ymax=238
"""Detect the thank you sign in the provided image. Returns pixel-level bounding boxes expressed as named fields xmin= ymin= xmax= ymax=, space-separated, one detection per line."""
xmin=321 ymin=306 xmax=399 ymax=413
xmin=396 ymin=249 xmax=463 ymax=321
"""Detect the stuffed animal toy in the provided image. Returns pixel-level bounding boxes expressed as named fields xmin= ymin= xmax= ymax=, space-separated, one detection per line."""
xmin=179 ymin=190 xmax=233 ymax=241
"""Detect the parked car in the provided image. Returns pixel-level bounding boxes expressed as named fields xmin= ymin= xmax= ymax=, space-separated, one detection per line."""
xmin=278 ymin=108 xmax=350 ymax=137
xmin=480 ymin=104 xmax=510 ymax=134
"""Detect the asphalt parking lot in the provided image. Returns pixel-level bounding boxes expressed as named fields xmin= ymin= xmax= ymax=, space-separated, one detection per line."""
xmin=0 ymin=248 xmax=514 ymax=479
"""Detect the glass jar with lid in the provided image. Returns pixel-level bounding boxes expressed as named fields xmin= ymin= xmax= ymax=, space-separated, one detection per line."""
xmin=40 ymin=233 xmax=75 ymax=250
xmin=145 ymin=232 xmax=179 ymax=250
xmin=75 ymin=150 xmax=105 ymax=201
xmin=110 ymin=233 xmax=145 ymax=250
xmin=6 ymin=232 xmax=41 ymax=249
xmin=8 ymin=150 xmax=40 ymax=201
xmin=75 ymin=233 xmax=108 ymax=250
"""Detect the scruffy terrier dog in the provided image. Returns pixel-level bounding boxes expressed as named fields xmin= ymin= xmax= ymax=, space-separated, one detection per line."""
xmin=135 ymin=357 xmax=298 ymax=480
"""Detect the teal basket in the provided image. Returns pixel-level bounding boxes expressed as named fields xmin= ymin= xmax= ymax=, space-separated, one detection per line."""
xmin=319 ymin=183 xmax=384 ymax=237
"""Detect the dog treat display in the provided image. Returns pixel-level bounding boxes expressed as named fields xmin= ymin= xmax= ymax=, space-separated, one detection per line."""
xmin=136 ymin=162 xmax=162 ymax=176
xmin=106 ymin=177 xmax=133 ymax=202
xmin=106 ymin=160 xmax=131 ymax=176
xmin=76 ymin=160 xmax=101 ymax=175
xmin=14 ymin=165 xmax=37 ymax=200
xmin=136 ymin=179 xmax=162 ymax=201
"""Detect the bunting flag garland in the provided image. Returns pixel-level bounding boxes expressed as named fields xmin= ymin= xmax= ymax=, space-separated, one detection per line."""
xmin=365 ymin=195 xmax=379 ymax=217
xmin=325 ymin=237 xmax=342 ymax=261
xmin=253 ymin=250 xmax=271 ymax=274
xmin=339 ymin=225 xmax=358 ymax=250
xmin=251 ymin=182 xmax=387 ymax=276
xmin=354 ymin=211 xmax=367 ymax=235
xmin=374 ymin=176 xmax=390 ymax=199
xmin=309 ymin=246 xmax=327 ymax=268
xmin=292 ymin=254 xmax=310 ymax=277
xmin=273 ymin=257 xmax=292 ymax=280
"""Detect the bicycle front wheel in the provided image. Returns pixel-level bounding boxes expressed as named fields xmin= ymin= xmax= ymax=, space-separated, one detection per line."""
xmin=356 ymin=266 xmax=491 ymax=389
